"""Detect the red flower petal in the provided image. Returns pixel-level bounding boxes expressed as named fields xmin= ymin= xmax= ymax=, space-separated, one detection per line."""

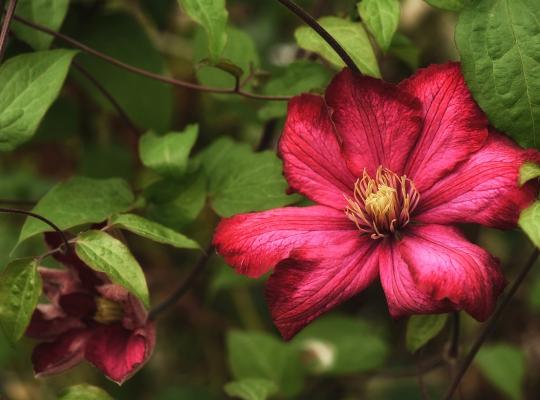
xmin=325 ymin=69 xmax=422 ymax=176
xmin=85 ymin=322 xmax=156 ymax=384
xmin=265 ymin=235 xmax=379 ymax=340
xmin=38 ymin=267 xmax=80 ymax=303
xmin=399 ymin=63 xmax=488 ymax=192
xmin=32 ymin=329 xmax=90 ymax=377
xmin=400 ymin=225 xmax=506 ymax=321
xmin=213 ymin=206 xmax=356 ymax=278
xmin=379 ymin=239 xmax=452 ymax=318
xmin=417 ymin=129 xmax=540 ymax=228
xmin=26 ymin=304 xmax=85 ymax=340
xmin=59 ymin=292 xmax=97 ymax=319
xmin=279 ymin=94 xmax=357 ymax=209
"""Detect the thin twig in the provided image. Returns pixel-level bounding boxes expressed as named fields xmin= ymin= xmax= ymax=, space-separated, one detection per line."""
xmin=442 ymin=248 xmax=540 ymax=400
xmin=0 ymin=207 xmax=70 ymax=253
xmin=8 ymin=14 xmax=292 ymax=102
xmin=0 ymin=0 xmax=17 ymax=62
xmin=448 ymin=312 xmax=460 ymax=359
xmin=275 ymin=0 xmax=360 ymax=74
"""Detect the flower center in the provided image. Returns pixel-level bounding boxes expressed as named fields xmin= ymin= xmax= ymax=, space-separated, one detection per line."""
xmin=94 ymin=297 xmax=124 ymax=324
xmin=344 ymin=166 xmax=420 ymax=239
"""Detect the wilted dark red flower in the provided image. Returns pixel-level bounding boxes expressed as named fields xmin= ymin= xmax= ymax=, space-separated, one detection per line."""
xmin=26 ymin=232 xmax=155 ymax=384
xmin=214 ymin=63 xmax=540 ymax=340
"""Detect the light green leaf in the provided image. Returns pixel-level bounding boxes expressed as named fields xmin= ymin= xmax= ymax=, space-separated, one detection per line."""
xmin=18 ymin=177 xmax=134 ymax=245
xmin=198 ymin=138 xmax=300 ymax=217
xmin=180 ymin=0 xmax=228 ymax=61
xmin=0 ymin=258 xmax=41 ymax=343
xmin=293 ymin=315 xmax=389 ymax=374
xmin=424 ymin=0 xmax=467 ymax=11
xmin=109 ymin=213 xmax=200 ymax=250
xmin=11 ymin=0 xmax=70 ymax=50
xmin=389 ymin=33 xmax=420 ymax=70
xmin=295 ymin=16 xmax=381 ymax=78
xmin=0 ymin=50 xmax=76 ymax=151
xmin=358 ymin=0 xmax=400 ymax=52
xmin=224 ymin=379 xmax=278 ymax=400
xmin=258 ymin=61 xmax=331 ymax=121
xmin=227 ymin=330 xmax=305 ymax=396
xmin=476 ymin=344 xmax=525 ymax=400
xmin=456 ymin=0 xmax=540 ymax=149
xmin=140 ymin=125 xmax=198 ymax=179
xmin=520 ymin=162 xmax=540 ymax=185
xmin=59 ymin=384 xmax=113 ymax=400
xmin=406 ymin=314 xmax=448 ymax=353
xmin=75 ymin=230 xmax=150 ymax=308
xmin=519 ymin=201 xmax=540 ymax=248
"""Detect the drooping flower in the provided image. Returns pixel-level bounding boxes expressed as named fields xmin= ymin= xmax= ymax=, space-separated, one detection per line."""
xmin=214 ymin=63 xmax=540 ymax=340
xmin=26 ymin=232 xmax=155 ymax=384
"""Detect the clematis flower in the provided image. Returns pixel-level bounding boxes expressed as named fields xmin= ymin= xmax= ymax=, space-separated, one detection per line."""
xmin=26 ymin=232 xmax=155 ymax=384
xmin=214 ymin=63 xmax=540 ymax=340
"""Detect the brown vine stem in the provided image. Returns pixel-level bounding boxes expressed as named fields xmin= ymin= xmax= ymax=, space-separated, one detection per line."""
xmin=275 ymin=0 xmax=361 ymax=75
xmin=0 ymin=207 xmax=70 ymax=254
xmin=7 ymin=14 xmax=291 ymax=102
xmin=442 ymin=248 xmax=540 ymax=400
xmin=0 ymin=0 xmax=17 ymax=62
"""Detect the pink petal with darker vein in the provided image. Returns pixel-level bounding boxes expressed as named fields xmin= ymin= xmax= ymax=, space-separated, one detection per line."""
xmin=265 ymin=234 xmax=379 ymax=340
xmin=416 ymin=129 xmax=540 ymax=229
xmin=279 ymin=94 xmax=356 ymax=209
xmin=213 ymin=206 xmax=357 ymax=278
xmin=325 ymin=69 xmax=422 ymax=176
xmin=400 ymin=225 xmax=505 ymax=321
xmin=399 ymin=63 xmax=488 ymax=192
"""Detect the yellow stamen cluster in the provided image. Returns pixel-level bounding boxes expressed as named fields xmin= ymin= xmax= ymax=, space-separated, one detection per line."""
xmin=94 ymin=297 xmax=124 ymax=324
xmin=344 ymin=166 xmax=420 ymax=239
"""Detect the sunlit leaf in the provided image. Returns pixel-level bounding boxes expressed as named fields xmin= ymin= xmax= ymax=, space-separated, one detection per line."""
xmin=520 ymin=162 xmax=540 ymax=185
xmin=519 ymin=201 xmax=540 ymax=248
xmin=358 ymin=0 xmax=400 ymax=51
xmin=224 ymin=379 xmax=278 ymax=400
xmin=406 ymin=314 xmax=448 ymax=353
xmin=59 ymin=384 xmax=113 ymax=400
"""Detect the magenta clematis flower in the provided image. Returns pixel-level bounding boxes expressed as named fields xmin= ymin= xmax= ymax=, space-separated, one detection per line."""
xmin=214 ymin=63 xmax=540 ymax=340
xmin=26 ymin=232 xmax=155 ymax=384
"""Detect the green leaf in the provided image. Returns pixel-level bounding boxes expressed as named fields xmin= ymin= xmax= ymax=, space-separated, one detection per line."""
xmin=59 ymin=384 xmax=113 ymax=400
xmin=476 ymin=344 xmax=525 ymax=400
xmin=424 ymin=0 xmax=467 ymax=11
xmin=75 ymin=230 xmax=150 ymax=308
xmin=140 ymin=125 xmax=198 ymax=179
xmin=295 ymin=16 xmax=381 ymax=78
xmin=406 ymin=314 xmax=448 ymax=353
xmin=224 ymin=379 xmax=278 ymax=400
xmin=0 ymin=50 xmax=76 ymax=151
xmin=11 ymin=0 xmax=70 ymax=50
xmin=389 ymin=33 xmax=420 ymax=70
xmin=293 ymin=314 xmax=389 ymax=374
xmin=227 ymin=330 xmax=305 ymax=396
xmin=520 ymin=162 xmax=540 ymax=185
xmin=456 ymin=0 xmax=540 ymax=149
xmin=519 ymin=201 xmax=540 ymax=248
xmin=198 ymin=138 xmax=300 ymax=217
xmin=109 ymin=213 xmax=200 ymax=250
xmin=18 ymin=177 xmax=134 ymax=244
xmin=358 ymin=0 xmax=400 ymax=52
xmin=76 ymin=13 xmax=173 ymax=132
xmin=258 ymin=61 xmax=331 ymax=121
xmin=0 ymin=258 xmax=41 ymax=343
xmin=194 ymin=26 xmax=259 ymax=90
xmin=179 ymin=0 xmax=228 ymax=62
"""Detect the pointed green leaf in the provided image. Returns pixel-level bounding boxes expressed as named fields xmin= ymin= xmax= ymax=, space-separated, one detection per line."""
xmin=358 ymin=0 xmax=400 ymax=51
xmin=109 ymin=213 xmax=200 ymax=250
xmin=0 ymin=258 xmax=41 ymax=343
xmin=295 ymin=16 xmax=380 ymax=78
xmin=179 ymin=0 xmax=228 ymax=61
xmin=0 ymin=50 xmax=76 ymax=151
xmin=11 ymin=0 xmax=70 ymax=50
xmin=476 ymin=344 xmax=525 ymax=400
xmin=520 ymin=162 xmax=540 ymax=185
xmin=140 ymin=125 xmax=198 ymax=179
xmin=18 ymin=177 xmax=134 ymax=245
xmin=224 ymin=379 xmax=278 ymax=400
xmin=406 ymin=314 xmax=448 ymax=353
xmin=519 ymin=201 xmax=540 ymax=248
xmin=456 ymin=0 xmax=540 ymax=149
xmin=59 ymin=384 xmax=113 ymax=400
xmin=75 ymin=230 xmax=150 ymax=308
